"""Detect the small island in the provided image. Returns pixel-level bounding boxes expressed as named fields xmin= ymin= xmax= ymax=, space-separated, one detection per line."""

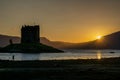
xmin=0 ymin=25 xmax=63 ymax=53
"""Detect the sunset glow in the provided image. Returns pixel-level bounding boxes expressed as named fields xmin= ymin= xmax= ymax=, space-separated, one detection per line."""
xmin=0 ymin=0 xmax=120 ymax=43
xmin=97 ymin=36 xmax=102 ymax=39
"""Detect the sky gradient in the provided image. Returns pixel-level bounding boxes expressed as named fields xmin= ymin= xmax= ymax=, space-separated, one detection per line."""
xmin=1 ymin=0 xmax=120 ymax=43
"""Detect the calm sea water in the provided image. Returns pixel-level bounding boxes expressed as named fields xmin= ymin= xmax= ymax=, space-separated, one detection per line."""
xmin=0 ymin=50 xmax=120 ymax=60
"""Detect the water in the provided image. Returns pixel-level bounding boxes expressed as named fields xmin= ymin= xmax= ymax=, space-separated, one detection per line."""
xmin=0 ymin=50 xmax=120 ymax=61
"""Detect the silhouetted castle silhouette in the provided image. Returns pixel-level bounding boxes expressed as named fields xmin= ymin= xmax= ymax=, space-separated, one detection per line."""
xmin=21 ymin=25 xmax=40 ymax=43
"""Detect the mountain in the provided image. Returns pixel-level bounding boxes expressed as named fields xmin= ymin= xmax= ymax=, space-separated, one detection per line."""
xmin=0 ymin=35 xmax=20 ymax=47
xmin=40 ymin=37 xmax=77 ymax=49
xmin=0 ymin=35 xmax=63 ymax=53
xmin=1 ymin=31 xmax=120 ymax=50
xmin=64 ymin=31 xmax=120 ymax=49
xmin=40 ymin=31 xmax=120 ymax=50
xmin=0 ymin=34 xmax=76 ymax=49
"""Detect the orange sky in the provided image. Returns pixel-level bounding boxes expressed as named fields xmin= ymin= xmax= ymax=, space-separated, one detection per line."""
xmin=0 ymin=0 xmax=120 ymax=43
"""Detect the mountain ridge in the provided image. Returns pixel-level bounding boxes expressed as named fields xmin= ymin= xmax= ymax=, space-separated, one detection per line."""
xmin=64 ymin=31 xmax=120 ymax=49
xmin=1 ymin=31 xmax=120 ymax=50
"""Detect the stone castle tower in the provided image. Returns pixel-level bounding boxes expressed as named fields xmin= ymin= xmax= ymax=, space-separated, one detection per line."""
xmin=21 ymin=25 xmax=40 ymax=43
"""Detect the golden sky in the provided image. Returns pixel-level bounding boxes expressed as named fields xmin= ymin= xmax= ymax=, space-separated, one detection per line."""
xmin=0 ymin=0 xmax=120 ymax=43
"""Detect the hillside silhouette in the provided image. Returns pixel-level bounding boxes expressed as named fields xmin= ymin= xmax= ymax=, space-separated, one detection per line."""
xmin=40 ymin=31 xmax=120 ymax=49
xmin=63 ymin=31 xmax=120 ymax=49
xmin=1 ymin=31 xmax=120 ymax=50
xmin=0 ymin=35 xmax=63 ymax=53
xmin=0 ymin=34 xmax=74 ymax=49
xmin=0 ymin=34 xmax=20 ymax=47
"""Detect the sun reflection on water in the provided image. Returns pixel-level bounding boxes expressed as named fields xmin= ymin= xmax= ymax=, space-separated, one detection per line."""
xmin=97 ymin=51 xmax=102 ymax=59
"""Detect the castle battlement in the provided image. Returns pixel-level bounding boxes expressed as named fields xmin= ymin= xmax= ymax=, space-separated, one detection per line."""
xmin=21 ymin=25 xmax=40 ymax=43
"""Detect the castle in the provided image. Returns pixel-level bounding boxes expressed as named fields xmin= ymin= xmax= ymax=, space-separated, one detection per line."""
xmin=21 ymin=25 xmax=40 ymax=43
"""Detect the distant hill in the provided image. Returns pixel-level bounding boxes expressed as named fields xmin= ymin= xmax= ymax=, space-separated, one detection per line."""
xmin=1 ymin=31 xmax=120 ymax=50
xmin=0 ymin=34 xmax=75 ymax=49
xmin=41 ymin=37 xmax=77 ymax=49
xmin=39 ymin=31 xmax=120 ymax=50
xmin=0 ymin=35 xmax=20 ymax=47
xmin=64 ymin=31 xmax=120 ymax=49
xmin=0 ymin=35 xmax=63 ymax=53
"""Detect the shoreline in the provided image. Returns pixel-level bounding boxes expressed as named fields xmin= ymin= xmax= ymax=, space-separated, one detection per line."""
xmin=0 ymin=57 xmax=120 ymax=67
xmin=0 ymin=57 xmax=120 ymax=80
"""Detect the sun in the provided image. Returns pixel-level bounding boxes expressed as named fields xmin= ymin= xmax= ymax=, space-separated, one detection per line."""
xmin=97 ymin=35 xmax=102 ymax=39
